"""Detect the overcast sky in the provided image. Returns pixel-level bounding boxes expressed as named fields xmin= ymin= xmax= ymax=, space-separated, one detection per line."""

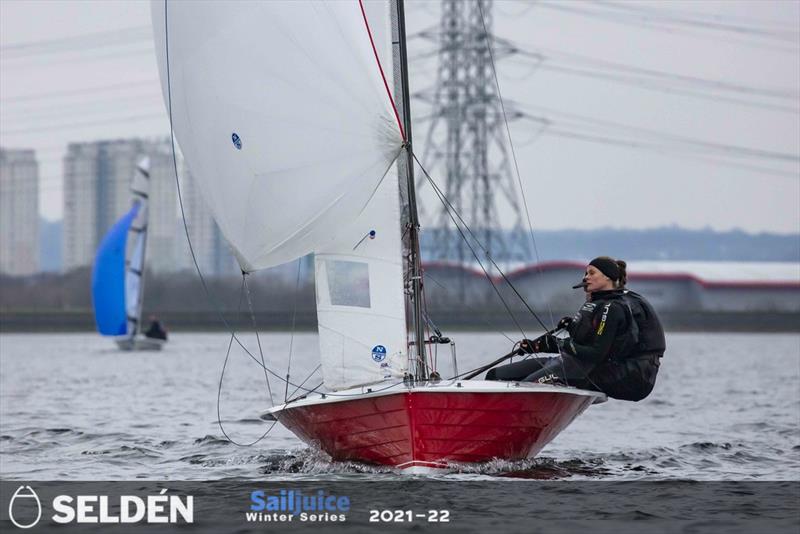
xmin=1 ymin=0 xmax=798 ymax=234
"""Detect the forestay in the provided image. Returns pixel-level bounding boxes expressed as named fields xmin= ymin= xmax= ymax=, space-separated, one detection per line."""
xmin=151 ymin=0 xmax=404 ymax=271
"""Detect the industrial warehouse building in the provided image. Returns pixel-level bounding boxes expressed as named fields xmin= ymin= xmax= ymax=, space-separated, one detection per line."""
xmin=422 ymin=261 xmax=800 ymax=330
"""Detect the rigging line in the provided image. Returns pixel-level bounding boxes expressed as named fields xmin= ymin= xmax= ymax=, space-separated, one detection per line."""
xmin=216 ymin=276 xmax=276 ymax=447
xmin=159 ymin=2 xmax=506 ymax=401
xmin=244 ymin=275 xmax=275 ymax=408
xmin=413 ymin=155 xmax=530 ymax=338
xmin=420 ymin=267 xmax=435 ymax=371
xmin=166 ymin=2 xmax=270 ymax=445
xmin=161 ymin=0 xmax=320 ymax=398
xmin=358 ymin=0 xmax=405 ymax=141
xmin=287 ymin=382 xmax=325 ymax=405
xmin=477 ymin=1 xmax=556 ymax=330
xmin=284 ymin=257 xmax=303 ymax=403
xmin=162 ymin=0 xmax=309 ymax=398
xmin=424 ymin=271 xmax=515 ymax=343
xmin=414 ymin=151 xmax=551 ymax=334
xmin=286 ymin=365 xmax=322 ymax=403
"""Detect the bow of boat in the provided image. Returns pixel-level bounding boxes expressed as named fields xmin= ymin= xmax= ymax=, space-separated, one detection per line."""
xmin=261 ymin=380 xmax=605 ymax=469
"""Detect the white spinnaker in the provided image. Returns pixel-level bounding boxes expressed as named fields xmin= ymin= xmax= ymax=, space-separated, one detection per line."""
xmin=151 ymin=0 xmax=403 ymax=271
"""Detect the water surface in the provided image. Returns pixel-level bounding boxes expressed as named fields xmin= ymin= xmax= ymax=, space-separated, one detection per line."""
xmin=1 ymin=331 xmax=798 ymax=480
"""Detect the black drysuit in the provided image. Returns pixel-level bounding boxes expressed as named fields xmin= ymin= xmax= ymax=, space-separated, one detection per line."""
xmin=486 ymin=289 xmax=664 ymax=401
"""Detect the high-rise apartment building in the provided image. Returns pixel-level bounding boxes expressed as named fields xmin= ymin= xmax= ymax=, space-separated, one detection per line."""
xmin=0 ymin=148 xmax=40 ymax=275
xmin=177 ymin=161 xmax=238 ymax=277
xmin=62 ymin=138 xmax=184 ymax=272
xmin=61 ymin=138 xmax=236 ymax=276
xmin=147 ymin=144 xmax=180 ymax=274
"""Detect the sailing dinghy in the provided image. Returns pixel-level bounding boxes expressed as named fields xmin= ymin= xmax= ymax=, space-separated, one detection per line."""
xmin=152 ymin=0 xmax=603 ymax=470
xmin=91 ymin=157 xmax=164 ymax=351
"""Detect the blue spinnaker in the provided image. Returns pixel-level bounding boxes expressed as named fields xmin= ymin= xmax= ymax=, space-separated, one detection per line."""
xmin=92 ymin=203 xmax=140 ymax=336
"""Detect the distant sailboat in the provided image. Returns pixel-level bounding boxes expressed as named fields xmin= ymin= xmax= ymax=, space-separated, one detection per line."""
xmin=153 ymin=0 xmax=601 ymax=470
xmin=91 ymin=157 xmax=165 ymax=351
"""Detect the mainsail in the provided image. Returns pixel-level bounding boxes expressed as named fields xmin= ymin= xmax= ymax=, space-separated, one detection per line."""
xmin=152 ymin=1 xmax=411 ymax=388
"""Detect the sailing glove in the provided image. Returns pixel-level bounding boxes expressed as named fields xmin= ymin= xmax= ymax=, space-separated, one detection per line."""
xmin=557 ymin=316 xmax=574 ymax=330
xmin=518 ymin=339 xmax=536 ymax=355
xmin=532 ymin=334 xmax=559 ymax=353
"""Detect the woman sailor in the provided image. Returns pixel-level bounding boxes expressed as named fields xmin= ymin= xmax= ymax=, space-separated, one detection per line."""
xmin=486 ymin=256 xmax=665 ymax=401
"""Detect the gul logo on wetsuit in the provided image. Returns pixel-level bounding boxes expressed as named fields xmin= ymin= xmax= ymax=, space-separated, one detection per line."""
xmin=596 ymin=303 xmax=611 ymax=336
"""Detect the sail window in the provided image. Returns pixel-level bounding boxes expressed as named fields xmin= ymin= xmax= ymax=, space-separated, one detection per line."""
xmin=326 ymin=260 xmax=371 ymax=308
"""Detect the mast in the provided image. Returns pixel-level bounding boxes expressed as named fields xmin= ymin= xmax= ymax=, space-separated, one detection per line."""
xmin=393 ymin=0 xmax=428 ymax=380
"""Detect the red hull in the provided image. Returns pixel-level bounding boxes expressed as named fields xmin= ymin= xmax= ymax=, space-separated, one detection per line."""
xmin=271 ymin=385 xmax=600 ymax=469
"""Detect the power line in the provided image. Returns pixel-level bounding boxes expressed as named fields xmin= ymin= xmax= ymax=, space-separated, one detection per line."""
xmin=536 ymin=1 xmax=800 ymax=53
xmin=1 ymin=113 xmax=168 ymax=135
xmin=509 ymin=43 xmax=799 ymax=100
xmin=0 ymin=80 xmax=159 ymax=103
xmin=411 ymin=30 xmax=799 ymax=113
xmin=1 ymin=26 xmax=152 ymax=57
xmin=1 ymin=96 xmax=164 ymax=123
xmin=1 ymin=45 xmax=155 ymax=70
xmin=515 ymin=113 xmax=799 ymax=179
xmin=516 ymin=103 xmax=799 ymax=164
xmin=596 ymin=0 xmax=800 ymax=42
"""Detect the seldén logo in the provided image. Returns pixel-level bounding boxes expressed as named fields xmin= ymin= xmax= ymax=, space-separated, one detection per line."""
xmin=7 ymin=486 xmax=193 ymax=528
xmin=8 ymin=486 xmax=42 ymax=529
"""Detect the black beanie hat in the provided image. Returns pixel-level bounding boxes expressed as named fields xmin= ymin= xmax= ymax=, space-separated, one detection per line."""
xmin=589 ymin=257 xmax=620 ymax=281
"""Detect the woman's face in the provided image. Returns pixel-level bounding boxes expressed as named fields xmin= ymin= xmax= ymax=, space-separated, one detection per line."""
xmin=584 ymin=265 xmax=615 ymax=293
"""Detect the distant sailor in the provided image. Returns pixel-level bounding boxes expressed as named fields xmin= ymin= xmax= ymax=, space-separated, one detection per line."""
xmin=144 ymin=315 xmax=168 ymax=341
xmin=486 ymin=256 xmax=665 ymax=401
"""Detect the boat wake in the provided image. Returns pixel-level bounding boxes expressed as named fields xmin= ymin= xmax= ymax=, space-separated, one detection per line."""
xmin=253 ymin=448 xmax=617 ymax=479
xmin=449 ymin=456 xmax=614 ymax=479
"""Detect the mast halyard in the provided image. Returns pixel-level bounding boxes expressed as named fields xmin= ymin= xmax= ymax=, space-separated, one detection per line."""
xmin=393 ymin=0 xmax=428 ymax=381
